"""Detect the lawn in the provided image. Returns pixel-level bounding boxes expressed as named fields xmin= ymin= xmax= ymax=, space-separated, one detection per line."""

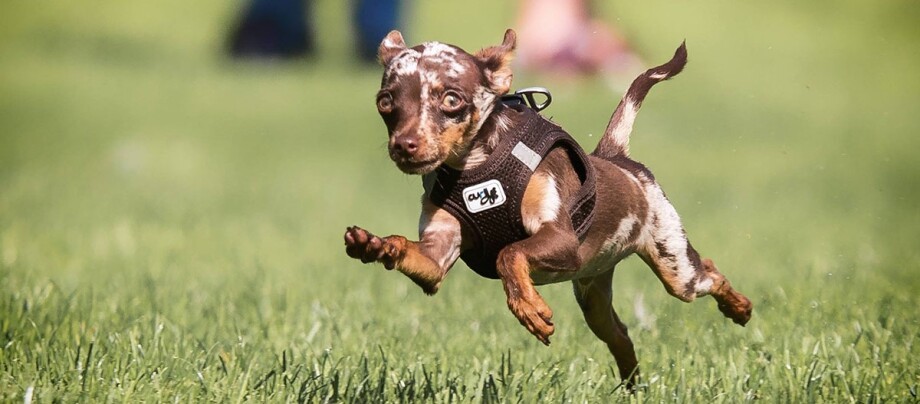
xmin=1 ymin=0 xmax=918 ymax=402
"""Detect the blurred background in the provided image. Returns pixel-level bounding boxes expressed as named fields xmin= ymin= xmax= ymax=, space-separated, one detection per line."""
xmin=1 ymin=0 xmax=919 ymax=401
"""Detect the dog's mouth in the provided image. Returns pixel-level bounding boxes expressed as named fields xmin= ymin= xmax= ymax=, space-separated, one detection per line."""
xmin=392 ymin=156 xmax=443 ymax=175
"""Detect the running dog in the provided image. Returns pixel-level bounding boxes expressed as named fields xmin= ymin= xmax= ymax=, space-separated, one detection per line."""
xmin=344 ymin=29 xmax=752 ymax=387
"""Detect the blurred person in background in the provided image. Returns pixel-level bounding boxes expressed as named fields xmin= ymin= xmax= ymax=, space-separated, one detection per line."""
xmin=515 ymin=0 xmax=640 ymax=76
xmin=227 ymin=0 xmax=403 ymax=62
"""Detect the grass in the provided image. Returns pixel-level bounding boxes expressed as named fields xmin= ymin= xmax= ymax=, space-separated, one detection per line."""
xmin=1 ymin=0 xmax=919 ymax=402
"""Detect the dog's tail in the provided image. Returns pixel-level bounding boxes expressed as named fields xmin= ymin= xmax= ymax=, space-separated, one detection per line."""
xmin=593 ymin=42 xmax=688 ymax=159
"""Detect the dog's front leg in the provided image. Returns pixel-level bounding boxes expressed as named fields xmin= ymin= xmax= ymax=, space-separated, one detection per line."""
xmin=344 ymin=200 xmax=462 ymax=295
xmin=497 ymin=221 xmax=581 ymax=345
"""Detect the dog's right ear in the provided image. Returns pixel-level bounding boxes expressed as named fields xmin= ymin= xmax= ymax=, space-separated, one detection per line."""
xmin=378 ymin=30 xmax=407 ymax=66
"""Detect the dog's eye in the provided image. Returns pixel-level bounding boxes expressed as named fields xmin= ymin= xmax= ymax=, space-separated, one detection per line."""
xmin=440 ymin=92 xmax=464 ymax=112
xmin=377 ymin=93 xmax=394 ymax=113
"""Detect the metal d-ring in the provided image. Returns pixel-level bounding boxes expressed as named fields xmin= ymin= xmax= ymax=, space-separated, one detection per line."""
xmin=515 ymin=87 xmax=552 ymax=112
xmin=500 ymin=87 xmax=553 ymax=112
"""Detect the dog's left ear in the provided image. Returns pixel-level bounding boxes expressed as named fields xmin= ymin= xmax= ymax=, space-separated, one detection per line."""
xmin=476 ymin=29 xmax=517 ymax=95
xmin=378 ymin=30 xmax=407 ymax=66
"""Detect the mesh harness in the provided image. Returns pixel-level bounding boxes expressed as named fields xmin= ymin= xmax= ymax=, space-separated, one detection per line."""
xmin=422 ymin=104 xmax=597 ymax=279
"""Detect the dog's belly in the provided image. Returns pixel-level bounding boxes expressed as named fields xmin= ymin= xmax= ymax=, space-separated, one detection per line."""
xmin=531 ymin=247 xmax=633 ymax=285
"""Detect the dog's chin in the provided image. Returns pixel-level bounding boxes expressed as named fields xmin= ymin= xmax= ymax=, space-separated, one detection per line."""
xmin=393 ymin=157 xmax=443 ymax=175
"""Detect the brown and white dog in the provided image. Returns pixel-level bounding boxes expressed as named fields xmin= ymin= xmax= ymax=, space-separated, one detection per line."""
xmin=344 ymin=29 xmax=752 ymax=387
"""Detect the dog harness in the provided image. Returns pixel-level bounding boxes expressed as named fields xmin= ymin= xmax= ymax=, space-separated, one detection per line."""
xmin=423 ymin=103 xmax=597 ymax=279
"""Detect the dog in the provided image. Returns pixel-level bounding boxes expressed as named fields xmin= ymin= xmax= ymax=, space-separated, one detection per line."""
xmin=344 ymin=29 xmax=752 ymax=387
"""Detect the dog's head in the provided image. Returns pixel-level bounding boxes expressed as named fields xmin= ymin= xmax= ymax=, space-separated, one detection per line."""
xmin=375 ymin=29 xmax=516 ymax=174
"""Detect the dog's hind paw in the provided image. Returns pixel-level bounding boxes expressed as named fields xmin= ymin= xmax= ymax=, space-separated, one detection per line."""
xmin=716 ymin=292 xmax=753 ymax=326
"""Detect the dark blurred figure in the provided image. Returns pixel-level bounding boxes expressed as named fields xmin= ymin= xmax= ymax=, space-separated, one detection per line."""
xmin=353 ymin=0 xmax=402 ymax=62
xmin=228 ymin=0 xmax=314 ymax=59
xmin=227 ymin=0 xmax=402 ymax=62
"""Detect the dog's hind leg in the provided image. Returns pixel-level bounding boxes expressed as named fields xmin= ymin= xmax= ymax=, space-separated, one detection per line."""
xmin=636 ymin=185 xmax=753 ymax=325
xmin=573 ymin=270 xmax=639 ymax=390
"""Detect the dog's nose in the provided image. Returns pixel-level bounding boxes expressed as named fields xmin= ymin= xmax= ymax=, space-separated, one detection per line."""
xmin=393 ymin=136 xmax=419 ymax=157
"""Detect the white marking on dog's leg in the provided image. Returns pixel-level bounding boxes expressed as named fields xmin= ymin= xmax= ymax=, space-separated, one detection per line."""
xmin=694 ymin=277 xmax=714 ymax=295
xmin=601 ymin=213 xmax=639 ymax=254
xmin=418 ymin=201 xmax=463 ymax=270
xmin=642 ymin=183 xmax=699 ymax=297
xmin=522 ymin=174 xmax=560 ymax=235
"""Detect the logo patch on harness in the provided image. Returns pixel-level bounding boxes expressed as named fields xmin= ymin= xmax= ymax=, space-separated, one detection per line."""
xmin=462 ymin=179 xmax=507 ymax=213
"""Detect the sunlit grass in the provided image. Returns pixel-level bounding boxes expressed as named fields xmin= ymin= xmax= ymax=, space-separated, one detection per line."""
xmin=1 ymin=0 xmax=918 ymax=401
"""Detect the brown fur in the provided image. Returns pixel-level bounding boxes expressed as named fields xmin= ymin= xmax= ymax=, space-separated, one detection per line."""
xmin=345 ymin=29 xmax=752 ymax=390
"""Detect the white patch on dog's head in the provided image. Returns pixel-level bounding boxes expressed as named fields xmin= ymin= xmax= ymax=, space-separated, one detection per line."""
xmin=387 ymin=50 xmax=420 ymax=78
xmin=421 ymin=42 xmax=458 ymax=59
xmin=422 ymin=42 xmax=466 ymax=77
xmin=384 ymin=42 xmax=466 ymax=81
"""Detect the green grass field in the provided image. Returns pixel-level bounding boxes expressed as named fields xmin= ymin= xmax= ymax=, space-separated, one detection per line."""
xmin=2 ymin=0 xmax=919 ymax=402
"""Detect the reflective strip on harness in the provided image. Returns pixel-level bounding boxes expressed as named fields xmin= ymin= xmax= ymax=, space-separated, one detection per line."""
xmin=511 ymin=142 xmax=542 ymax=171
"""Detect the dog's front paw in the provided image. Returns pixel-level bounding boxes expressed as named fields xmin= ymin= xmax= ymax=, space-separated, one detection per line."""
xmin=344 ymin=226 xmax=401 ymax=269
xmin=508 ymin=295 xmax=555 ymax=346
